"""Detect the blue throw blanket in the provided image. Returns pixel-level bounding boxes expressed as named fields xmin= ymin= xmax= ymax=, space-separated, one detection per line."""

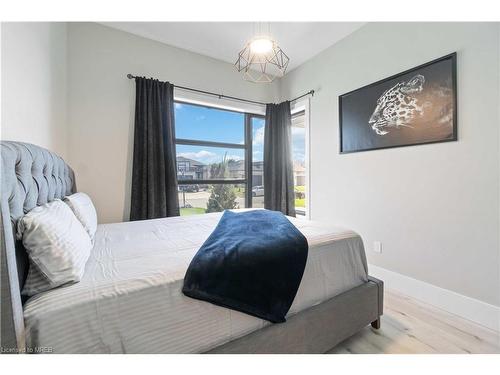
xmin=182 ymin=210 xmax=308 ymax=323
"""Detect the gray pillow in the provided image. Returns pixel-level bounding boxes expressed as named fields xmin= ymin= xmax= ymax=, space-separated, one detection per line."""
xmin=17 ymin=199 xmax=92 ymax=296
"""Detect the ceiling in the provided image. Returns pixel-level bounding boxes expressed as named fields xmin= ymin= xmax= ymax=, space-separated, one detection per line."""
xmin=100 ymin=22 xmax=364 ymax=72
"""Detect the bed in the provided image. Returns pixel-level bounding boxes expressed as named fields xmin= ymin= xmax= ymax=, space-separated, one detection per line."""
xmin=0 ymin=141 xmax=383 ymax=354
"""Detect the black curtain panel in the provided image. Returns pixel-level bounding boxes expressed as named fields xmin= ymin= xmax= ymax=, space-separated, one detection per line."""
xmin=130 ymin=77 xmax=179 ymax=220
xmin=263 ymin=101 xmax=295 ymax=217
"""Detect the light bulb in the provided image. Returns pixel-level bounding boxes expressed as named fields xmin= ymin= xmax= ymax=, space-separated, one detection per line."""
xmin=249 ymin=38 xmax=273 ymax=54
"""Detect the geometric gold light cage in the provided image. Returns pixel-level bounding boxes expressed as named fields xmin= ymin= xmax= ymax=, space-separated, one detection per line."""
xmin=235 ymin=37 xmax=290 ymax=83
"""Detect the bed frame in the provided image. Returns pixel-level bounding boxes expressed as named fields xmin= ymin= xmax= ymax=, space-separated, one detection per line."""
xmin=0 ymin=141 xmax=383 ymax=354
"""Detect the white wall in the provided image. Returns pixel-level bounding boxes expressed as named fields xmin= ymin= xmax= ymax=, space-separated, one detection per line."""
xmin=1 ymin=22 xmax=68 ymax=158
xmin=66 ymin=23 xmax=277 ymax=224
xmin=279 ymin=22 xmax=500 ymax=307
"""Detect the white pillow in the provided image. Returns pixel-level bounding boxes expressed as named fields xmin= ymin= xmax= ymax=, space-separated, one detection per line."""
xmin=17 ymin=199 xmax=92 ymax=296
xmin=64 ymin=192 xmax=98 ymax=243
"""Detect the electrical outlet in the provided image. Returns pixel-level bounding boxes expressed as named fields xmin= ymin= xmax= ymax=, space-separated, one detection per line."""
xmin=373 ymin=241 xmax=382 ymax=254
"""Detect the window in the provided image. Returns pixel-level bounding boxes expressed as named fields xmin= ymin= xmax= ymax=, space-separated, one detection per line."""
xmin=251 ymin=117 xmax=265 ymax=208
xmin=292 ymin=110 xmax=307 ymax=216
xmin=174 ymin=101 xmax=264 ymax=216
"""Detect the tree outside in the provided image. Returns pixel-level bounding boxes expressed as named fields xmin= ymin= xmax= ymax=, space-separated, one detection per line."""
xmin=206 ymin=154 xmax=239 ymax=213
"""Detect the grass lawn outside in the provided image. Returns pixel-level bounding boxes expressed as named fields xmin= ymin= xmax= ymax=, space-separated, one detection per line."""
xmin=180 ymin=207 xmax=206 ymax=216
xmin=295 ymin=198 xmax=305 ymax=208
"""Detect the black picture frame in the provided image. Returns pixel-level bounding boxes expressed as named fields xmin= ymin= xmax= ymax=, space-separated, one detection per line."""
xmin=339 ymin=53 xmax=457 ymax=154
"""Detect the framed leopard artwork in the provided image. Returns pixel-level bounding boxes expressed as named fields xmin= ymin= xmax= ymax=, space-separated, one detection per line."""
xmin=339 ymin=53 xmax=457 ymax=153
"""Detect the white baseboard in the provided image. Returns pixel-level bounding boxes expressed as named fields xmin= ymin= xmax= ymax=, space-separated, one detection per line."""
xmin=368 ymin=264 xmax=500 ymax=332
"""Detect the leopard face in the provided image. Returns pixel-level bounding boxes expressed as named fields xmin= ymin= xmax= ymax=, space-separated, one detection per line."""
xmin=369 ymin=75 xmax=425 ymax=136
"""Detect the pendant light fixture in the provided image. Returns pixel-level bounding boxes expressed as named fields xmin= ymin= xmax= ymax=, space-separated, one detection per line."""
xmin=235 ymin=22 xmax=290 ymax=83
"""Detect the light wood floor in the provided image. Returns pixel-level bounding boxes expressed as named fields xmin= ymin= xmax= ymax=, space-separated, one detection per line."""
xmin=328 ymin=290 xmax=500 ymax=354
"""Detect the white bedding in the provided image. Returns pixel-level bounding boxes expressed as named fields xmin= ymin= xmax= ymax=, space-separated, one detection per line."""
xmin=23 ymin=211 xmax=368 ymax=353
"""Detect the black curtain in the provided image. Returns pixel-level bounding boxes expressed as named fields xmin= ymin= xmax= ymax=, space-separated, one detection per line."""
xmin=263 ymin=101 xmax=295 ymax=216
xmin=130 ymin=77 xmax=179 ymax=220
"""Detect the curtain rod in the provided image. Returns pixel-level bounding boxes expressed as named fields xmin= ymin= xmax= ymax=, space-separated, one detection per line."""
xmin=126 ymin=74 xmax=314 ymax=106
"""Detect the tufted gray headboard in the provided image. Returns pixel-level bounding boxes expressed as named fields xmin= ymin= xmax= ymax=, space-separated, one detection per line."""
xmin=1 ymin=141 xmax=76 ymax=352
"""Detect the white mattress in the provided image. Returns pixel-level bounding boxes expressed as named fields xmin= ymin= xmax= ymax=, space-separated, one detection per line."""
xmin=23 ymin=211 xmax=368 ymax=353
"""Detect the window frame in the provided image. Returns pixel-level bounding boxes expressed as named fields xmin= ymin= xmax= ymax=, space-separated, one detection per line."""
xmin=174 ymin=100 xmax=265 ymax=210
